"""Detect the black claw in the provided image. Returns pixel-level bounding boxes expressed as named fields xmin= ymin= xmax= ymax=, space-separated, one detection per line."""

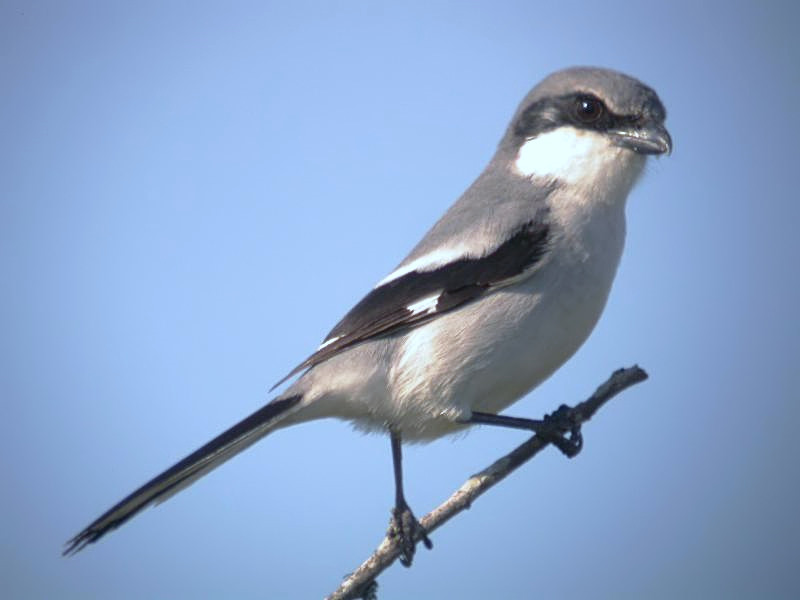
xmin=389 ymin=504 xmax=432 ymax=567
xmin=342 ymin=572 xmax=378 ymax=600
xmin=543 ymin=405 xmax=583 ymax=458
xmin=356 ymin=579 xmax=378 ymax=600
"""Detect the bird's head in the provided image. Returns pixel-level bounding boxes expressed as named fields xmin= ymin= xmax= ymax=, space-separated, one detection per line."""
xmin=499 ymin=67 xmax=671 ymax=192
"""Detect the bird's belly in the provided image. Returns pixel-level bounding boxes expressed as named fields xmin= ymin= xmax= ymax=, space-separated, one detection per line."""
xmin=382 ymin=256 xmax=618 ymax=440
xmin=297 ymin=215 xmax=625 ymax=442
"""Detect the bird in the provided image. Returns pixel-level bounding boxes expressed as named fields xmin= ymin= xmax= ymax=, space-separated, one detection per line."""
xmin=64 ymin=66 xmax=671 ymax=565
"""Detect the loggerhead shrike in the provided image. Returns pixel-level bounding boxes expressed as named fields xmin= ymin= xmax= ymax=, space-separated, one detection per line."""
xmin=64 ymin=67 xmax=671 ymax=565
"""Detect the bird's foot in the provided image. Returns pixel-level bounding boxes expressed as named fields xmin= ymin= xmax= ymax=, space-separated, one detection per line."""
xmin=542 ymin=404 xmax=583 ymax=458
xmin=352 ymin=578 xmax=378 ymax=600
xmin=388 ymin=502 xmax=433 ymax=567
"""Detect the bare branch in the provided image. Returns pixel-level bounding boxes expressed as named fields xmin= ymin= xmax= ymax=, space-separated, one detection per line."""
xmin=326 ymin=365 xmax=649 ymax=600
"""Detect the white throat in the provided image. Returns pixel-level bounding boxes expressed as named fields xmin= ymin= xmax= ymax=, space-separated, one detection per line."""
xmin=512 ymin=126 xmax=642 ymax=190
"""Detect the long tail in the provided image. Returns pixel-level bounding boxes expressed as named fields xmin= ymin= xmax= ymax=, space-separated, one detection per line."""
xmin=63 ymin=394 xmax=303 ymax=556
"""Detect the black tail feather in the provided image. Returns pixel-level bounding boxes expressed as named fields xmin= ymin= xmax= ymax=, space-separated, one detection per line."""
xmin=63 ymin=394 xmax=302 ymax=556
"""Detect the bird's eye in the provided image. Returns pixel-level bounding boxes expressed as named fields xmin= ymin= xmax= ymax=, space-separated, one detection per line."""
xmin=575 ymin=95 xmax=604 ymax=123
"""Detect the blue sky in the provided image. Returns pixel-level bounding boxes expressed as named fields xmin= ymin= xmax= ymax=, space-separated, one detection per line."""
xmin=2 ymin=1 xmax=799 ymax=598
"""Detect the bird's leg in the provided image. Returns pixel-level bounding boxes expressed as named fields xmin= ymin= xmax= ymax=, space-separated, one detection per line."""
xmin=387 ymin=429 xmax=433 ymax=567
xmin=467 ymin=404 xmax=583 ymax=458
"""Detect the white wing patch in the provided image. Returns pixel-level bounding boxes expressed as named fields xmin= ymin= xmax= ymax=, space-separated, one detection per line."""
xmin=317 ymin=335 xmax=343 ymax=351
xmin=376 ymin=246 xmax=469 ymax=287
xmin=406 ymin=294 xmax=441 ymax=316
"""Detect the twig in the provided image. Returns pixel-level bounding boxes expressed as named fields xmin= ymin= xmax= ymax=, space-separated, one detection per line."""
xmin=325 ymin=365 xmax=649 ymax=600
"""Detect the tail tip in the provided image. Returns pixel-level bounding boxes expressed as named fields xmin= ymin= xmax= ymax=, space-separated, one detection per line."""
xmin=62 ymin=529 xmax=100 ymax=557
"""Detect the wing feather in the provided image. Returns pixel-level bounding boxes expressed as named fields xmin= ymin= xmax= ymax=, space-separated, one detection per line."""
xmin=271 ymin=219 xmax=549 ymax=389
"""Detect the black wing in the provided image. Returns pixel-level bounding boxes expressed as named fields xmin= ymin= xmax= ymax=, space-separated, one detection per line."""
xmin=272 ymin=219 xmax=549 ymax=388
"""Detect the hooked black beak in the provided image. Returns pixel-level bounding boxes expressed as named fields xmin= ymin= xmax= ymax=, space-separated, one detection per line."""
xmin=610 ymin=121 xmax=672 ymax=156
